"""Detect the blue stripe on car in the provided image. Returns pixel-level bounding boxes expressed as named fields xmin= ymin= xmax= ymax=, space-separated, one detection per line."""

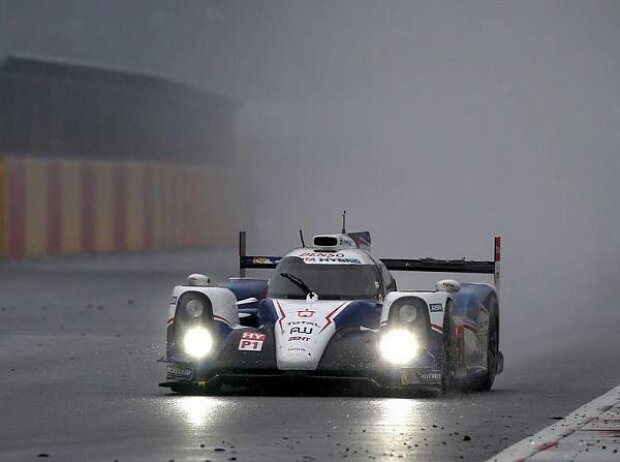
xmin=333 ymin=300 xmax=382 ymax=331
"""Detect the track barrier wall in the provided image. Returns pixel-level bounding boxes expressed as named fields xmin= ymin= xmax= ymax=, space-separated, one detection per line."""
xmin=0 ymin=157 xmax=230 ymax=259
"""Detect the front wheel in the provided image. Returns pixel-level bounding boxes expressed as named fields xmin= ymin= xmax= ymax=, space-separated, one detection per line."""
xmin=472 ymin=301 xmax=499 ymax=392
xmin=440 ymin=301 xmax=455 ymax=394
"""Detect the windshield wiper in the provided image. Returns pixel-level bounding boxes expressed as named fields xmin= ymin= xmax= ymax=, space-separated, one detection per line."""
xmin=279 ymin=272 xmax=314 ymax=296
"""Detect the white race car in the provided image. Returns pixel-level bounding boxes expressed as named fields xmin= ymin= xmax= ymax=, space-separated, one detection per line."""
xmin=160 ymin=230 xmax=503 ymax=395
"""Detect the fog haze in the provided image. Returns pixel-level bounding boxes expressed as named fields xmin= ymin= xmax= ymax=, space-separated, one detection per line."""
xmin=2 ymin=0 xmax=620 ymax=347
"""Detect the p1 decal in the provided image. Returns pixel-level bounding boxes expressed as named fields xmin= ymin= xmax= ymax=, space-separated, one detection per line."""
xmin=297 ymin=310 xmax=316 ymax=318
xmin=429 ymin=303 xmax=443 ymax=312
xmin=238 ymin=331 xmax=266 ymax=351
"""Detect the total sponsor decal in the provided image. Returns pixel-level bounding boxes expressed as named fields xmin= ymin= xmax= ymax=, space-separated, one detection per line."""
xmin=238 ymin=331 xmax=266 ymax=351
xmin=287 ymin=320 xmax=321 ymax=328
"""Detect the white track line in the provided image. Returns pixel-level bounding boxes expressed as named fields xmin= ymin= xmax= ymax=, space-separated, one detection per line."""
xmin=487 ymin=384 xmax=620 ymax=462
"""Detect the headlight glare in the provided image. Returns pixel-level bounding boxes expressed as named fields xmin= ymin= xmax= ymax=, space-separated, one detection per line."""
xmin=183 ymin=327 xmax=213 ymax=359
xmin=379 ymin=329 xmax=419 ymax=365
xmin=398 ymin=304 xmax=418 ymax=323
xmin=185 ymin=298 xmax=205 ymax=318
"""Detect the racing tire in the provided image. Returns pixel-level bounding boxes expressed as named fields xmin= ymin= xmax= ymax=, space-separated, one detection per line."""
xmin=440 ymin=301 xmax=455 ymax=394
xmin=471 ymin=299 xmax=499 ymax=392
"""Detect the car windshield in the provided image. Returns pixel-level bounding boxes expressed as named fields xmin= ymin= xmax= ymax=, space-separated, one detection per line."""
xmin=268 ymin=256 xmax=380 ymax=300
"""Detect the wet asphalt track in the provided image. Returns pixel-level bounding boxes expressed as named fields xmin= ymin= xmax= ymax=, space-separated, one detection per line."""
xmin=1 ymin=248 xmax=619 ymax=461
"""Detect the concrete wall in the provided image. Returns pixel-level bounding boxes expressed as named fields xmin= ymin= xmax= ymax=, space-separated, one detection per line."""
xmin=0 ymin=157 xmax=230 ymax=259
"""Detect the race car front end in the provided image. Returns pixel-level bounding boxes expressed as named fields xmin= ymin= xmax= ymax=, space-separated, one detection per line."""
xmin=160 ymin=291 xmax=448 ymax=394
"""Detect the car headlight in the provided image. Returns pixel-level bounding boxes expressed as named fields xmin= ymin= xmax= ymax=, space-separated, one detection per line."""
xmin=185 ymin=298 xmax=205 ymax=318
xmin=183 ymin=327 xmax=213 ymax=359
xmin=398 ymin=304 xmax=418 ymax=323
xmin=379 ymin=329 xmax=419 ymax=365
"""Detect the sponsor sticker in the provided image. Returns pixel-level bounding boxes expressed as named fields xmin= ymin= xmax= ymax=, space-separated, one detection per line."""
xmin=170 ymin=296 xmax=178 ymax=305
xmin=166 ymin=365 xmax=193 ymax=379
xmin=303 ymin=256 xmax=362 ymax=264
xmin=299 ymin=252 xmax=361 ymax=265
xmin=290 ymin=326 xmax=313 ymax=335
xmin=241 ymin=332 xmax=266 ymax=341
xmin=287 ymin=320 xmax=321 ymax=328
xmin=239 ymin=339 xmax=264 ymax=351
xmin=253 ymin=257 xmax=279 ymax=265
xmin=400 ymin=370 xmax=442 ymax=385
xmin=238 ymin=331 xmax=266 ymax=351
xmin=429 ymin=303 xmax=443 ymax=312
xmin=297 ymin=310 xmax=316 ymax=318
xmin=400 ymin=369 xmax=417 ymax=386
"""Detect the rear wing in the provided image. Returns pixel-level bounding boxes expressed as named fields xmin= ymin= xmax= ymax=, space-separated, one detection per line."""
xmin=238 ymin=232 xmax=501 ymax=298
xmin=382 ymin=236 xmax=501 ymax=299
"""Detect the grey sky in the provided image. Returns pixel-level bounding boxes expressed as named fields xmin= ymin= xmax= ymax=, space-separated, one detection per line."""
xmin=1 ymin=1 xmax=620 ymax=333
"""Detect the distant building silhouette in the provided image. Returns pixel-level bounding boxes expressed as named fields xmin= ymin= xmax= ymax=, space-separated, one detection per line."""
xmin=0 ymin=54 xmax=236 ymax=164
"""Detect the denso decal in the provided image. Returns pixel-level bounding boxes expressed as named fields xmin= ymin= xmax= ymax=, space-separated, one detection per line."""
xmin=299 ymin=252 xmax=361 ymax=264
xmin=299 ymin=252 xmax=345 ymax=257
xmin=429 ymin=303 xmax=443 ymax=312
xmin=288 ymin=336 xmax=311 ymax=342
xmin=238 ymin=332 xmax=266 ymax=351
